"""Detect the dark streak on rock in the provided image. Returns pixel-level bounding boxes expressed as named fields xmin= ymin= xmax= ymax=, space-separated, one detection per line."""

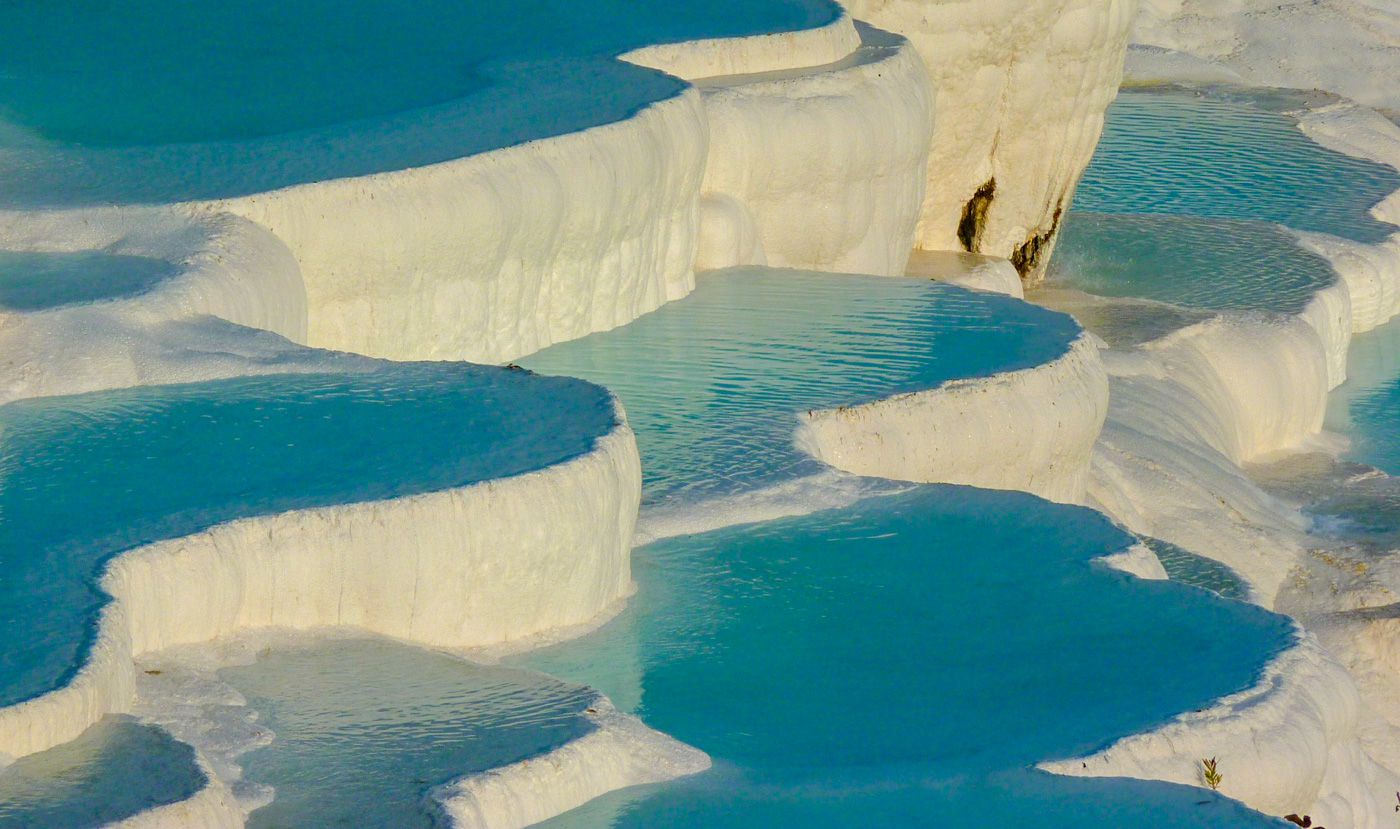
xmin=1011 ymin=200 xmax=1065 ymax=279
xmin=957 ymin=178 xmax=996 ymax=253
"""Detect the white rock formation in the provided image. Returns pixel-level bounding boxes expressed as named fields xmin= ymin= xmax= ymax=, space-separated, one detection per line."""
xmin=1047 ymin=92 xmax=1400 ymax=828
xmin=0 ymin=411 xmax=640 ymax=763
xmin=799 ymin=332 xmax=1109 ymax=504
xmin=207 ymin=91 xmax=708 ymax=363
xmin=694 ymin=23 xmax=933 ymax=275
xmin=0 ymin=208 xmax=333 ymax=403
xmin=436 ymin=702 xmax=710 ymax=829
xmin=1132 ymin=0 xmax=1400 ymax=117
xmin=905 ymin=249 xmax=1026 ymax=297
xmin=843 ymin=0 xmax=1138 ymax=280
xmin=621 ymin=11 xmax=862 ymax=79
xmin=1045 ymin=632 xmax=1400 ymax=827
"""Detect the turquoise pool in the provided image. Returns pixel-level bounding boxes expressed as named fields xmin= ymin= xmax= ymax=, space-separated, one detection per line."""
xmin=0 ymin=251 xmax=176 ymax=313
xmin=1329 ymin=318 xmax=1400 ymax=476
xmin=1076 ymin=86 xmax=1400 ymax=244
xmin=0 ymin=364 xmax=615 ymax=710
xmin=519 ymin=268 xmax=1291 ymax=826
xmin=0 ymin=718 xmax=205 ymax=828
xmin=1052 ymin=212 xmax=1337 ymax=317
xmin=517 ymin=488 xmax=1289 ymax=827
xmin=1052 ymin=86 xmax=1400 ymax=331
xmin=526 ymin=267 xmax=1081 ymax=504
xmin=0 ymin=0 xmax=839 ymax=205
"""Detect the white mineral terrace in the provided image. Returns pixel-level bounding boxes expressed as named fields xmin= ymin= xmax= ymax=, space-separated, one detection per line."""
xmin=1040 ymin=80 xmax=1400 ymax=829
xmin=7 ymin=0 xmax=1400 ymax=827
xmin=0 ymin=3 xmax=1135 ymax=826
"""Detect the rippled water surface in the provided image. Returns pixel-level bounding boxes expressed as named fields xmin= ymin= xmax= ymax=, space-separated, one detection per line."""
xmin=518 ymin=488 xmax=1289 ymax=827
xmin=523 ymin=266 xmax=1290 ymax=826
xmin=222 ymin=638 xmax=599 ymax=829
xmin=1077 ymin=86 xmax=1400 ymax=243
xmin=1052 ymin=212 xmax=1337 ymax=316
xmin=527 ymin=268 xmax=1080 ymax=503
xmin=0 ymin=718 xmax=205 ymax=828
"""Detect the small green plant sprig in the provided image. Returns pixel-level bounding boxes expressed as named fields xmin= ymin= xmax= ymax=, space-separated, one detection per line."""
xmin=1201 ymin=757 xmax=1223 ymax=791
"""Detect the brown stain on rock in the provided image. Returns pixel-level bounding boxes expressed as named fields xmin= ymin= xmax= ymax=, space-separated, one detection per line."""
xmin=1011 ymin=201 xmax=1065 ymax=279
xmin=956 ymin=178 xmax=996 ymax=253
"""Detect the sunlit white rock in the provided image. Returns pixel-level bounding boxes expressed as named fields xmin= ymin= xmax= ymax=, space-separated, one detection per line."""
xmin=800 ymin=332 xmax=1108 ymax=504
xmin=844 ymin=0 xmax=1137 ymax=280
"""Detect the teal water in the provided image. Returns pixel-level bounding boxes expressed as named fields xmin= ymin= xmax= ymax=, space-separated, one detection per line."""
xmin=526 ymin=267 xmax=1081 ymax=503
xmin=1077 ymin=86 xmax=1400 ymax=244
xmin=1053 ymin=86 xmax=1399 ymax=333
xmin=1061 ymin=84 xmax=1400 ymax=562
xmin=0 ymin=251 xmax=176 ymax=312
xmin=0 ymin=0 xmax=838 ymax=204
xmin=0 ymin=364 xmax=615 ymax=709
xmin=1328 ymin=318 xmax=1400 ymax=476
xmin=520 ymin=268 xmax=1289 ymax=826
xmin=1287 ymin=318 xmax=1400 ymax=549
xmin=517 ymin=488 xmax=1289 ymax=827
xmin=1145 ymin=538 xmax=1250 ymax=601
xmin=222 ymin=638 xmax=599 ymax=829
xmin=0 ymin=718 xmax=206 ymax=828
xmin=1051 ymin=212 xmax=1337 ymax=316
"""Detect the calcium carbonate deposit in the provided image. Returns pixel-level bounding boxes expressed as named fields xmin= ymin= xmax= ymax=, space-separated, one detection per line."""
xmin=1 ymin=0 xmax=1399 ymax=827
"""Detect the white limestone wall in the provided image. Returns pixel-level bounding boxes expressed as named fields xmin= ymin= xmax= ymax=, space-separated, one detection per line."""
xmin=0 ymin=418 xmax=640 ymax=763
xmin=1045 ymin=633 xmax=1400 ymax=828
xmin=1045 ymin=90 xmax=1400 ymax=827
xmin=799 ymin=333 xmax=1109 ymax=504
xmin=205 ymin=92 xmax=707 ymax=364
xmin=0 ymin=208 xmax=329 ymax=404
xmin=843 ymin=0 xmax=1137 ymax=280
xmin=694 ymin=23 xmax=934 ymax=275
xmin=1083 ymin=91 xmax=1400 ymax=601
xmin=436 ymin=702 xmax=710 ymax=829
xmin=176 ymin=16 xmax=944 ymax=364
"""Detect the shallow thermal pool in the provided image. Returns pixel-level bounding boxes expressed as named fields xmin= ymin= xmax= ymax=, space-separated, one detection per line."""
xmin=0 ymin=0 xmax=839 ymax=205
xmin=0 ymin=364 xmax=615 ymax=711
xmin=0 ymin=250 xmax=177 ymax=313
xmin=1054 ymin=83 xmax=1400 ymax=562
xmin=217 ymin=637 xmax=600 ymax=829
xmin=1329 ymin=318 xmax=1400 ymax=477
xmin=1076 ymin=86 xmax=1400 ymax=243
xmin=518 ymin=267 xmax=1293 ymax=825
xmin=514 ymin=489 xmax=1289 ymax=827
xmin=8 ymin=267 xmax=1292 ymax=827
xmin=0 ymin=85 xmax=1365 ymax=828
xmin=1046 ymin=85 xmax=1400 ymax=345
xmin=1277 ymin=318 xmax=1400 ymax=551
xmin=526 ymin=267 xmax=1081 ymax=507
xmin=0 ymin=718 xmax=206 ymax=828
